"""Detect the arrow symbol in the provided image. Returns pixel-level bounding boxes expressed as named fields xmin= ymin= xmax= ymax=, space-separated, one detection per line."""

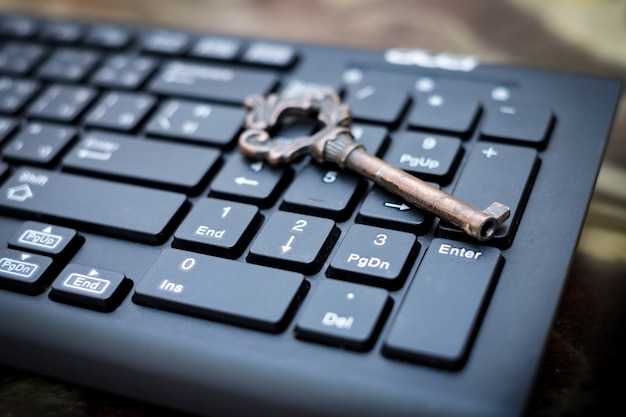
xmin=234 ymin=176 xmax=259 ymax=186
xmin=6 ymin=184 xmax=33 ymax=202
xmin=384 ymin=202 xmax=410 ymax=211
xmin=43 ymin=226 xmax=53 ymax=233
xmin=77 ymin=149 xmax=112 ymax=161
xmin=20 ymin=254 xmax=31 ymax=260
xmin=281 ymin=236 xmax=295 ymax=253
xmin=88 ymin=269 xmax=99 ymax=277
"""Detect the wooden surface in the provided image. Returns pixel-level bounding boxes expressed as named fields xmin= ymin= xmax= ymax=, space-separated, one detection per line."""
xmin=0 ymin=1 xmax=625 ymax=416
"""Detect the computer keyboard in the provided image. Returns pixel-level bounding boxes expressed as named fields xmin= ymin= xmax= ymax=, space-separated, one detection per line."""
xmin=0 ymin=12 xmax=621 ymax=417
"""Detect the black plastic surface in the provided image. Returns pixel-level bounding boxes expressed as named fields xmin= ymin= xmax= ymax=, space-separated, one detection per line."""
xmin=0 ymin=13 xmax=621 ymax=417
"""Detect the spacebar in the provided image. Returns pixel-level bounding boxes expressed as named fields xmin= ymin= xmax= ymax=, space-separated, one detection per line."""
xmin=0 ymin=168 xmax=187 ymax=244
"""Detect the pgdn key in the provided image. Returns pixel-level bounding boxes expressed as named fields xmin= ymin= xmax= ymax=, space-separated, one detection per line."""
xmin=328 ymin=224 xmax=418 ymax=289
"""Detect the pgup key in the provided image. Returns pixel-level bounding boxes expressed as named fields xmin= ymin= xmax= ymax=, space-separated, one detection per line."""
xmin=239 ymin=89 xmax=510 ymax=241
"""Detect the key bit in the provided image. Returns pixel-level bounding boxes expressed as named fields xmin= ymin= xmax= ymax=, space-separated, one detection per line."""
xmin=239 ymin=89 xmax=510 ymax=241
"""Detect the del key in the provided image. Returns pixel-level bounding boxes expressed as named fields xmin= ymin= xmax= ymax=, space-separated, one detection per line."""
xmin=239 ymin=89 xmax=510 ymax=241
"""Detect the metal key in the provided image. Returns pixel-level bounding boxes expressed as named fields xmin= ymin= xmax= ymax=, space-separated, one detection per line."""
xmin=239 ymin=89 xmax=509 ymax=241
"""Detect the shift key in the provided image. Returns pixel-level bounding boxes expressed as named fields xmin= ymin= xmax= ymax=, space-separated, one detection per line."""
xmin=0 ymin=168 xmax=187 ymax=244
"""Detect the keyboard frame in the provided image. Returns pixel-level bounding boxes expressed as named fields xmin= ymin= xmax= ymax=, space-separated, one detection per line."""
xmin=0 ymin=15 xmax=622 ymax=417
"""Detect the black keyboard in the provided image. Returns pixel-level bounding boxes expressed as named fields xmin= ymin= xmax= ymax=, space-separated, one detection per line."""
xmin=0 ymin=13 xmax=621 ymax=417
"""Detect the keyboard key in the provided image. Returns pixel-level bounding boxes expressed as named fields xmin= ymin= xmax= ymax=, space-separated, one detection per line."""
xmin=0 ymin=77 xmax=39 ymax=114
xmin=3 ymin=122 xmax=76 ymax=166
xmin=191 ymin=36 xmax=241 ymax=61
xmin=279 ymin=78 xmax=341 ymax=99
xmin=383 ymin=239 xmax=501 ymax=369
xmin=357 ymin=186 xmax=432 ymax=233
xmin=37 ymin=48 xmax=100 ymax=82
xmin=210 ymin=154 xmax=292 ymax=207
xmin=145 ymin=99 xmax=245 ymax=147
xmin=328 ymin=224 xmax=418 ymax=289
xmin=383 ymin=131 xmax=462 ymax=184
xmin=351 ymin=123 xmax=389 ymax=156
xmin=39 ymin=20 xmax=83 ymax=44
xmin=173 ymin=198 xmax=261 ymax=259
xmin=0 ymin=15 xmax=38 ymax=39
xmin=149 ymin=60 xmax=277 ymax=104
xmin=296 ymin=279 xmax=391 ymax=351
xmin=8 ymin=221 xmax=82 ymax=259
xmin=345 ymin=84 xmax=410 ymax=126
xmin=28 ymin=84 xmax=96 ymax=122
xmin=141 ymin=29 xmax=190 ymax=55
xmin=0 ymin=42 xmax=45 ymax=75
xmin=62 ymin=131 xmax=220 ymax=193
xmin=50 ymin=263 xmax=130 ymax=312
xmin=408 ymin=94 xmax=481 ymax=136
xmin=241 ymin=41 xmax=297 ymax=68
xmin=481 ymin=104 xmax=554 ymax=147
xmin=133 ymin=248 xmax=307 ymax=332
xmin=90 ymin=55 xmax=156 ymax=89
xmin=438 ymin=142 xmax=539 ymax=246
xmin=0 ymin=248 xmax=53 ymax=294
xmin=0 ymin=168 xmax=188 ymax=244
xmin=281 ymin=164 xmax=365 ymax=221
xmin=84 ymin=24 xmax=131 ymax=49
xmin=84 ymin=91 xmax=155 ymax=131
xmin=248 ymin=211 xmax=339 ymax=274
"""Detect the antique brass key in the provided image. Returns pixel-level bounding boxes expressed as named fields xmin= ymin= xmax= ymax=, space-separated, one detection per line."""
xmin=239 ymin=89 xmax=510 ymax=241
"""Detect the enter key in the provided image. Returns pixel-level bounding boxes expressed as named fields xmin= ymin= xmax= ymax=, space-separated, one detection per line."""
xmin=383 ymin=238 xmax=502 ymax=369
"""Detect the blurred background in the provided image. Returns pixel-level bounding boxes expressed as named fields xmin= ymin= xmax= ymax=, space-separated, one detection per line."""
xmin=0 ymin=0 xmax=624 ymax=416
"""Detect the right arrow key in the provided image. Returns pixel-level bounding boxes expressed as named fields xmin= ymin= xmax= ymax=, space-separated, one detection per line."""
xmin=357 ymin=185 xmax=433 ymax=234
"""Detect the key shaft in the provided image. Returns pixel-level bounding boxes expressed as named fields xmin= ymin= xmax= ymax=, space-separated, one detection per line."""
xmin=316 ymin=132 xmax=509 ymax=241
